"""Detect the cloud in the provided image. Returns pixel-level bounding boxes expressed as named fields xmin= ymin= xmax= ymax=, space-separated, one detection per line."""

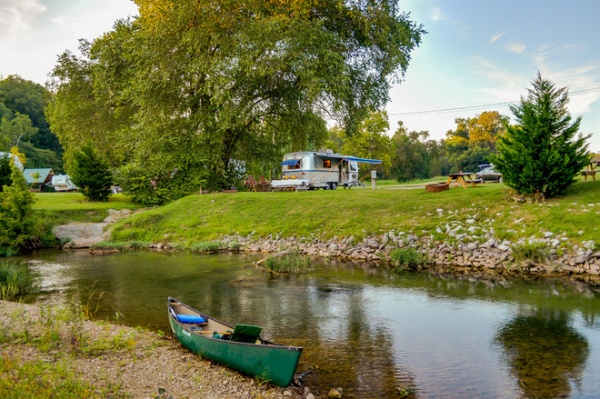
xmin=490 ymin=32 xmax=506 ymax=44
xmin=505 ymin=43 xmax=526 ymax=54
xmin=0 ymin=0 xmax=47 ymax=37
xmin=430 ymin=6 xmax=446 ymax=22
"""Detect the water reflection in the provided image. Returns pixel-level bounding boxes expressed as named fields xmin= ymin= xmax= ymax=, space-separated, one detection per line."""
xmin=17 ymin=251 xmax=600 ymax=398
xmin=495 ymin=309 xmax=589 ymax=399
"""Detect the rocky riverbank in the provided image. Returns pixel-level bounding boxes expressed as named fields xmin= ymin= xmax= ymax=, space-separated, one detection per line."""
xmin=212 ymin=226 xmax=600 ymax=285
xmin=0 ymin=301 xmax=310 ymax=399
xmin=53 ymin=208 xmax=600 ymax=284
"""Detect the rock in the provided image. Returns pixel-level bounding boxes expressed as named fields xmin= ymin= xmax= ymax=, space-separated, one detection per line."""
xmin=574 ymin=250 xmax=592 ymax=264
xmin=328 ymin=388 xmax=343 ymax=398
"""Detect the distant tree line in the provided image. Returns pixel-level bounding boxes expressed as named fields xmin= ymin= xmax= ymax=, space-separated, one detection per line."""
xmin=324 ymin=109 xmax=508 ymax=182
xmin=0 ymin=76 xmax=63 ymax=172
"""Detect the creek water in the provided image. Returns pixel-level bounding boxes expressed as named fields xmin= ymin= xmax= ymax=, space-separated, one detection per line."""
xmin=19 ymin=250 xmax=600 ymax=398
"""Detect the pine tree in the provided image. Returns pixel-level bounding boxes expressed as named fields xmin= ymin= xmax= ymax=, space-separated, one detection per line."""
xmin=492 ymin=73 xmax=590 ymax=198
xmin=70 ymin=144 xmax=113 ymax=202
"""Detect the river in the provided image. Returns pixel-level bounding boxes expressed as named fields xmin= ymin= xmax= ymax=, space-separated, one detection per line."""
xmin=19 ymin=250 xmax=600 ymax=398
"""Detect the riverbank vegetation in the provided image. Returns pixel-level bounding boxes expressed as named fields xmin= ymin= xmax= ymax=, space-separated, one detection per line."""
xmin=0 ymin=261 xmax=37 ymax=300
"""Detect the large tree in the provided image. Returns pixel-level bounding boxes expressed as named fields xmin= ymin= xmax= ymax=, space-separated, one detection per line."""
xmin=492 ymin=73 xmax=590 ymax=198
xmin=47 ymin=0 xmax=424 ymax=203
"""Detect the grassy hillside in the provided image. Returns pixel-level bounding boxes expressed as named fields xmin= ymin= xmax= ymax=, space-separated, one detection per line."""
xmin=106 ymin=180 xmax=600 ymax=248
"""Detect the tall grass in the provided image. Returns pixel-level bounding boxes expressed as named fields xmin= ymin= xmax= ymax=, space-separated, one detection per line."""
xmin=264 ymin=251 xmax=313 ymax=273
xmin=0 ymin=261 xmax=37 ymax=300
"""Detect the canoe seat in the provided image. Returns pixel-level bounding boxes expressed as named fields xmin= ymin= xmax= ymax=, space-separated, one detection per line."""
xmin=230 ymin=324 xmax=262 ymax=343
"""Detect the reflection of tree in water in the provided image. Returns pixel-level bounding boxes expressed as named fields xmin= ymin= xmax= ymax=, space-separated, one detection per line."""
xmin=495 ymin=309 xmax=589 ymax=399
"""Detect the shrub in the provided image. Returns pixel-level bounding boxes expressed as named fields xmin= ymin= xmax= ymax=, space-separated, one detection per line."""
xmin=511 ymin=242 xmax=549 ymax=263
xmin=390 ymin=248 xmax=427 ymax=270
xmin=190 ymin=241 xmax=221 ymax=253
xmin=0 ymin=261 xmax=38 ymax=299
xmin=264 ymin=251 xmax=313 ymax=273
xmin=0 ymin=161 xmax=37 ymax=255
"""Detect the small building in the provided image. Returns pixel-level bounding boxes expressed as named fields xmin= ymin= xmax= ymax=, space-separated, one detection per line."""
xmin=23 ymin=168 xmax=54 ymax=190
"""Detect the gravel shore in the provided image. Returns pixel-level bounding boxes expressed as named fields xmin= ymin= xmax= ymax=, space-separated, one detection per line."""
xmin=0 ymin=301 xmax=311 ymax=399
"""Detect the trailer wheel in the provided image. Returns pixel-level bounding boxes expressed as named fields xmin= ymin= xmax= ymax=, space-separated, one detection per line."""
xmin=330 ymin=182 xmax=338 ymax=190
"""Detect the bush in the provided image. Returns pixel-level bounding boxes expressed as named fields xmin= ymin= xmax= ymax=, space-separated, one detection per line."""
xmin=264 ymin=251 xmax=313 ymax=273
xmin=0 ymin=162 xmax=37 ymax=255
xmin=390 ymin=248 xmax=427 ymax=270
xmin=0 ymin=261 xmax=38 ymax=299
xmin=511 ymin=242 xmax=549 ymax=263
xmin=70 ymin=144 xmax=113 ymax=202
xmin=0 ymin=155 xmax=10 ymax=191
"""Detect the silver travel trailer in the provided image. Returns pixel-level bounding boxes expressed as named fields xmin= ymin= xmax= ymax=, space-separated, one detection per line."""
xmin=270 ymin=150 xmax=382 ymax=190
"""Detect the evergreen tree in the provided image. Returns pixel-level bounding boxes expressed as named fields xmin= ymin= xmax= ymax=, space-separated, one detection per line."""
xmin=492 ymin=73 xmax=590 ymax=198
xmin=70 ymin=144 xmax=113 ymax=202
xmin=0 ymin=161 xmax=36 ymax=256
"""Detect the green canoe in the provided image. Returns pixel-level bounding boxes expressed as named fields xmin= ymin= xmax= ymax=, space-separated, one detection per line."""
xmin=168 ymin=297 xmax=303 ymax=387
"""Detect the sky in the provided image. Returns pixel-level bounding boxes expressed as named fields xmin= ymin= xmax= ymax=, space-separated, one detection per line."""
xmin=1 ymin=0 xmax=600 ymax=151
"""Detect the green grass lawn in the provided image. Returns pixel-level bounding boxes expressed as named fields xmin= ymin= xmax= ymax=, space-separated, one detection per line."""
xmin=107 ymin=179 xmax=600 ymax=248
xmin=32 ymin=193 xmax=144 ymax=225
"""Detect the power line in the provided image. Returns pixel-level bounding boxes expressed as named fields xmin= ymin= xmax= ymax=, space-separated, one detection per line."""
xmin=390 ymin=87 xmax=600 ymax=116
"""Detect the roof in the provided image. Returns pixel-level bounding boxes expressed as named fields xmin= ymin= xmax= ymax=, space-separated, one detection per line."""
xmin=282 ymin=151 xmax=382 ymax=165
xmin=23 ymin=168 xmax=54 ymax=184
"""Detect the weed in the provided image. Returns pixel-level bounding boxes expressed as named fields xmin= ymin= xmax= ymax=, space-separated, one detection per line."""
xmin=0 ymin=261 xmax=38 ymax=300
xmin=512 ymin=242 xmax=550 ymax=263
xmin=190 ymin=241 xmax=222 ymax=253
xmin=264 ymin=251 xmax=313 ymax=273
xmin=155 ymin=387 xmax=175 ymax=399
xmin=390 ymin=248 xmax=428 ymax=271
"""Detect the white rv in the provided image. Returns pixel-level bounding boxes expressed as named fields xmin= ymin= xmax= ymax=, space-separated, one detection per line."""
xmin=271 ymin=150 xmax=381 ymax=190
xmin=51 ymin=175 xmax=78 ymax=192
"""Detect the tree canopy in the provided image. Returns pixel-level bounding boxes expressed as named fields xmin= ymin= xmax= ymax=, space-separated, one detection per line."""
xmin=0 ymin=76 xmax=63 ymax=171
xmin=47 ymin=0 xmax=424 ymax=203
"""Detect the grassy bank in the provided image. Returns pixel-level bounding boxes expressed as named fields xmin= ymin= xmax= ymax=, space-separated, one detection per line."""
xmin=33 ymin=193 xmax=144 ymax=226
xmin=105 ymin=180 xmax=600 ymax=249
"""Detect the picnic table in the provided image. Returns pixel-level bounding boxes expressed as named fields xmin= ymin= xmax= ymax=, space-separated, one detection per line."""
xmin=582 ymin=158 xmax=600 ymax=181
xmin=446 ymin=172 xmax=479 ymax=188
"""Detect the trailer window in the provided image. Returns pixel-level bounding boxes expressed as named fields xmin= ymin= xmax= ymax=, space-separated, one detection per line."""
xmin=322 ymin=159 xmax=331 ymax=168
xmin=286 ymin=160 xmax=301 ymax=170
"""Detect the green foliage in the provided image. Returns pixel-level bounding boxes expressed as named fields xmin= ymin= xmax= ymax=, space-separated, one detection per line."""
xmin=264 ymin=251 xmax=313 ymax=274
xmin=341 ymin=110 xmax=394 ymax=178
xmin=190 ymin=241 xmax=222 ymax=253
xmin=512 ymin=242 xmax=550 ymax=263
xmin=0 ymin=261 xmax=38 ymax=299
xmin=492 ymin=73 xmax=590 ymax=198
xmin=0 ymin=75 xmax=63 ymax=170
xmin=390 ymin=248 xmax=428 ymax=270
xmin=0 ymin=162 xmax=37 ymax=255
xmin=47 ymin=1 xmax=425 ymax=200
xmin=0 ymin=155 xmax=10 ymax=191
xmin=70 ymin=144 xmax=113 ymax=202
xmin=116 ymin=163 xmax=204 ymax=206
